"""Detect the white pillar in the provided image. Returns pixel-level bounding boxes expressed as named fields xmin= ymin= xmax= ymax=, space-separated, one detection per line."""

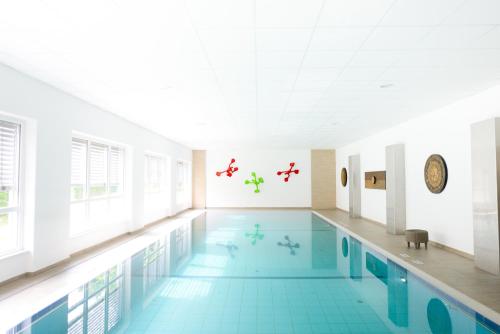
xmin=386 ymin=144 xmax=406 ymax=235
xmin=471 ymin=118 xmax=500 ymax=275
xmin=349 ymin=154 xmax=361 ymax=218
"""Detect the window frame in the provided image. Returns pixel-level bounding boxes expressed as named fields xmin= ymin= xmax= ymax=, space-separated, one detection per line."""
xmin=0 ymin=115 xmax=23 ymax=257
xmin=144 ymin=152 xmax=166 ymax=195
xmin=70 ymin=134 xmax=126 ymax=237
xmin=175 ymin=159 xmax=191 ymax=206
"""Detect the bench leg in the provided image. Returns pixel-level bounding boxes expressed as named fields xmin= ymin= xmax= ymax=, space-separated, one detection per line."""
xmin=407 ymin=242 xmax=410 ymax=248
xmin=425 ymin=242 xmax=428 ymax=250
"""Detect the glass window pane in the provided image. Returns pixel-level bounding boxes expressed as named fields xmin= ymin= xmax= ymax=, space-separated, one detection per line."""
xmin=0 ymin=212 xmax=18 ymax=254
xmin=0 ymin=190 xmax=10 ymax=208
xmin=0 ymin=120 xmax=20 ymax=254
xmin=0 ymin=121 xmax=19 ymax=192
xmin=109 ymin=147 xmax=124 ymax=194
xmin=71 ymin=139 xmax=87 ymax=201
xmin=89 ymin=143 xmax=108 ymax=198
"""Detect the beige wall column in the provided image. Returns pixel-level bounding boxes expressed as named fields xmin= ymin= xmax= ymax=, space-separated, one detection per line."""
xmin=311 ymin=149 xmax=336 ymax=209
xmin=192 ymin=150 xmax=206 ymax=209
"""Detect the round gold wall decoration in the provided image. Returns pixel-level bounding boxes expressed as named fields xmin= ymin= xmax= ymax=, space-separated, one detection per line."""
xmin=341 ymin=168 xmax=348 ymax=187
xmin=424 ymin=154 xmax=448 ymax=194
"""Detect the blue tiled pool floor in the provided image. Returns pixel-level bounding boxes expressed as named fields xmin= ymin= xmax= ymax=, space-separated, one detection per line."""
xmin=125 ymin=278 xmax=391 ymax=334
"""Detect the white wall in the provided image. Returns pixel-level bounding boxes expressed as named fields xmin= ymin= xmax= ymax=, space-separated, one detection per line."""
xmin=206 ymin=150 xmax=311 ymax=208
xmin=0 ymin=63 xmax=191 ymax=283
xmin=336 ymin=85 xmax=500 ymax=255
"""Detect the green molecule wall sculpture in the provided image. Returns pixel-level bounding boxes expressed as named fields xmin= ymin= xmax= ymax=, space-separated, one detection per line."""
xmin=245 ymin=224 xmax=264 ymax=245
xmin=244 ymin=172 xmax=264 ymax=193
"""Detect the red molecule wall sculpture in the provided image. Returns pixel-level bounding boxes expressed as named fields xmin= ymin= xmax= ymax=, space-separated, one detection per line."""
xmin=277 ymin=162 xmax=300 ymax=182
xmin=216 ymin=158 xmax=239 ymax=177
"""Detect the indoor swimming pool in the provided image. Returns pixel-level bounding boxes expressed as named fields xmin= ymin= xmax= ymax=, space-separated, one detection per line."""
xmin=5 ymin=211 xmax=500 ymax=334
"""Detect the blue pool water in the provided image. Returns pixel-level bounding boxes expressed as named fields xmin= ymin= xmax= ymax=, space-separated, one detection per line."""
xmin=7 ymin=211 xmax=499 ymax=333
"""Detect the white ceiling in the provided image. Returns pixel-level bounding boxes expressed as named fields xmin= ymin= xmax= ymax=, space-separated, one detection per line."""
xmin=0 ymin=0 xmax=499 ymax=149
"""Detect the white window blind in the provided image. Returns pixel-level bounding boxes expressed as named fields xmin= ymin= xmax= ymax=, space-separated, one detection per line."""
xmin=145 ymin=154 xmax=164 ymax=194
xmin=71 ymin=136 xmax=126 ymax=235
xmin=0 ymin=121 xmax=19 ymax=191
xmin=176 ymin=161 xmax=185 ymax=191
xmin=71 ymin=139 xmax=87 ymax=201
xmin=0 ymin=119 xmax=21 ymax=255
xmin=109 ymin=147 xmax=123 ymax=194
xmin=89 ymin=143 xmax=108 ymax=198
xmin=176 ymin=160 xmax=190 ymax=207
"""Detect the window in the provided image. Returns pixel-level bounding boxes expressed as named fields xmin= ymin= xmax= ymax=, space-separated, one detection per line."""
xmin=176 ymin=160 xmax=190 ymax=206
xmin=144 ymin=154 xmax=165 ymax=194
xmin=144 ymin=153 xmax=169 ymax=221
xmin=67 ymin=264 xmax=125 ymax=333
xmin=0 ymin=120 xmax=21 ymax=255
xmin=71 ymin=136 xmax=125 ymax=236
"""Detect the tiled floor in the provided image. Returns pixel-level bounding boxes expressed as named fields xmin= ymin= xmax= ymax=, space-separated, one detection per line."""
xmin=314 ymin=209 xmax=500 ymax=324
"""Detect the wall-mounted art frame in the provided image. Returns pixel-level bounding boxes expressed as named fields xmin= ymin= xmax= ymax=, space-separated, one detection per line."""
xmin=424 ymin=154 xmax=448 ymax=194
xmin=341 ymin=168 xmax=348 ymax=187
xmin=365 ymin=171 xmax=386 ymax=190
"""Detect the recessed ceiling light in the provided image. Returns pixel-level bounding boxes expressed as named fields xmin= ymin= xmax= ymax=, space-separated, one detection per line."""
xmin=195 ymin=121 xmax=207 ymax=127
xmin=379 ymin=83 xmax=394 ymax=89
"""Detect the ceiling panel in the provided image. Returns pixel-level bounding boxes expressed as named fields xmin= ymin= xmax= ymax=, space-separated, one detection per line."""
xmin=444 ymin=0 xmax=500 ymax=25
xmin=198 ymin=29 xmax=255 ymax=53
xmin=257 ymin=51 xmax=304 ymax=68
xmin=318 ymin=0 xmax=394 ymax=26
xmin=186 ymin=0 xmax=254 ymax=28
xmin=420 ymin=26 xmax=494 ymax=49
xmin=302 ymin=51 xmax=354 ymax=68
xmin=362 ymin=27 xmax=432 ymax=50
xmin=472 ymin=26 xmax=500 ymax=49
xmin=256 ymin=0 xmax=324 ymax=28
xmin=349 ymin=50 xmax=404 ymax=67
xmin=338 ymin=67 xmax=387 ymax=81
xmin=309 ymin=27 xmax=372 ymax=51
xmin=256 ymin=29 xmax=311 ymax=51
xmin=379 ymin=0 xmax=464 ymax=26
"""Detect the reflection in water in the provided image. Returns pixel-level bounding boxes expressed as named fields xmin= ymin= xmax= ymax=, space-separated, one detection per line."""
xmin=388 ymin=260 xmax=408 ymax=328
xmin=349 ymin=237 xmax=362 ymax=281
xmin=428 ymin=298 xmax=452 ymax=334
xmin=366 ymin=252 xmax=388 ymax=285
xmin=277 ymin=235 xmax=300 ymax=255
xmin=14 ymin=264 xmax=126 ymax=334
xmin=216 ymin=241 xmax=238 ymax=258
xmin=9 ymin=212 xmax=499 ymax=334
xmin=342 ymin=237 xmax=349 ymax=257
xmin=244 ymin=223 xmax=264 ymax=245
